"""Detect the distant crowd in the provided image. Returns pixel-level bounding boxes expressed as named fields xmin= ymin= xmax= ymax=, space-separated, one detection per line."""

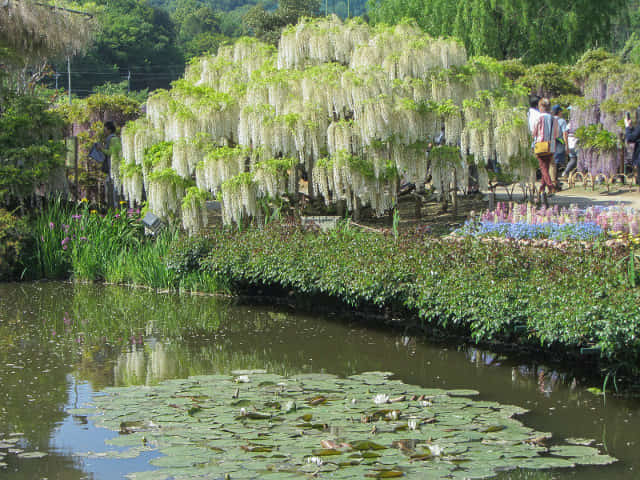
xmin=529 ymin=95 xmax=640 ymax=195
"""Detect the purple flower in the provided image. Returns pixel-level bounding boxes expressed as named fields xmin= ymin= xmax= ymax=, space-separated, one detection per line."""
xmin=61 ymin=237 xmax=70 ymax=246
xmin=72 ymin=214 xmax=82 ymax=220
xmin=80 ymin=236 xmax=87 ymax=241
xmin=63 ymin=224 xmax=69 ymax=232
xmin=49 ymin=222 xmax=55 ymax=230
xmin=115 ymin=214 xmax=120 ymax=218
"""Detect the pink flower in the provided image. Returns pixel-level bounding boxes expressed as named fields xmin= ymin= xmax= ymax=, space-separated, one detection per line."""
xmin=49 ymin=222 xmax=55 ymax=230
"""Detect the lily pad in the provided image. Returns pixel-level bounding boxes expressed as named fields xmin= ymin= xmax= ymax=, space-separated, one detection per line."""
xmin=81 ymin=371 xmax=616 ymax=479
xmin=17 ymin=451 xmax=48 ymax=459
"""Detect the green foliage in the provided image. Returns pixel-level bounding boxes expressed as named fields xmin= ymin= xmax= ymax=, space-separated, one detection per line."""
xmin=571 ymin=49 xmax=627 ymax=88
xmin=181 ymin=186 xmax=211 ymax=211
xmin=103 ymin=228 xmax=182 ymax=288
xmin=28 ymin=197 xmax=186 ymax=288
xmin=368 ymin=0 xmax=627 ymax=65
xmin=243 ymin=0 xmax=321 ymax=44
xmin=429 ymin=145 xmax=462 ymax=167
xmin=0 ymin=90 xmax=66 ymax=207
xmin=57 ymin=93 xmax=141 ymax=127
xmin=59 ymin=0 xmax=185 ymax=93
xmin=92 ymin=81 xmax=150 ymax=104
xmin=516 ymin=63 xmax=580 ymax=98
xmin=31 ymin=197 xmax=145 ymax=280
xmin=575 ymin=124 xmax=619 ymax=152
xmin=189 ymin=225 xmax=640 ymax=378
xmin=0 ymin=209 xmax=32 ymax=281
xmin=221 ymin=172 xmax=255 ymax=192
xmin=144 ymin=141 xmax=174 ymax=171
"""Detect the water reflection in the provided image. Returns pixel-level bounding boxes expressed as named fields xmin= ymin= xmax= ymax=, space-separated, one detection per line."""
xmin=0 ymin=282 xmax=638 ymax=480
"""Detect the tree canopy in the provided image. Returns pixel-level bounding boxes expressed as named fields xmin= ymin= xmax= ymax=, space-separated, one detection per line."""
xmin=368 ymin=0 xmax=629 ymax=64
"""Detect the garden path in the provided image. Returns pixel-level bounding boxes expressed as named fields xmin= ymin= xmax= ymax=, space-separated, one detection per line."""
xmin=491 ymin=185 xmax=640 ymax=210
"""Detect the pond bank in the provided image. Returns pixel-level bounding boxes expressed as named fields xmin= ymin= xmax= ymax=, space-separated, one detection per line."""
xmin=166 ymin=225 xmax=640 ymax=389
xmin=8 ymin=201 xmax=640 ymax=389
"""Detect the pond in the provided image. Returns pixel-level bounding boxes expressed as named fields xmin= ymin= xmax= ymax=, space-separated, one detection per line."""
xmin=0 ymin=282 xmax=637 ymax=479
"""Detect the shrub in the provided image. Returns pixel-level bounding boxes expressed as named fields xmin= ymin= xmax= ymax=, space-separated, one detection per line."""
xmin=0 ymin=209 xmax=32 ymax=281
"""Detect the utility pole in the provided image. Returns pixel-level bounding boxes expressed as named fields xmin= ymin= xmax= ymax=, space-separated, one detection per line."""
xmin=54 ymin=71 xmax=61 ymax=90
xmin=67 ymin=56 xmax=71 ymax=105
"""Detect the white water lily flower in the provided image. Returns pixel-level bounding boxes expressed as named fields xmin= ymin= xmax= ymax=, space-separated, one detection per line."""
xmin=408 ymin=418 xmax=418 ymax=430
xmin=307 ymin=456 xmax=323 ymax=466
xmin=426 ymin=444 xmax=443 ymax=456
xmin=351 ymin=398 xmax=357 ymax=404
xmin=373 ymin=394 xmax=389 ymax=405
xmin=234 ymin=375 xmax=250 ymax=383
xmin=240 ymin=408 xmax=247 ymax=416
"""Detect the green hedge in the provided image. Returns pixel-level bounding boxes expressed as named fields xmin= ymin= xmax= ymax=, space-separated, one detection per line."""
xmin=168 ymin=225 xmax=640 ymax=379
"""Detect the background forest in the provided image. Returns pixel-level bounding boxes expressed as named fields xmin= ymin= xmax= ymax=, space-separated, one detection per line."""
xmin=34 ymin=0 xmax=640 ymax=97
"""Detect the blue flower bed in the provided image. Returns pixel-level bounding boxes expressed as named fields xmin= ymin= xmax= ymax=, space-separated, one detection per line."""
xmin=455 ymin=220 xmax=605 ymax=241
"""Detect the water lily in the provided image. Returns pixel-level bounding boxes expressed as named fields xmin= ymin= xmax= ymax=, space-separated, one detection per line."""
xmin=373 ymin=394 xmax=389 ymax=405
xmin=408 ymin=418 xmax=419 ymax=430
xmin=235 ymin=375 xmax=250 ymax=383
xmin=426 ymin=444 xmax=443 ymax=456
xmin=306 ymin=456 xmax=323 ymax=466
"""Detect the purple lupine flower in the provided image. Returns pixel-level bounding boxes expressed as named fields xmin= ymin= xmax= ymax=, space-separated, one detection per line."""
xmin=49 ymin=222 xmax=55 ymax=230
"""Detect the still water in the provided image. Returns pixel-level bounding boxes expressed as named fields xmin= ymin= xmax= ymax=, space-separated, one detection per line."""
xmin=0 ymin=282 xmax=637 ymax=479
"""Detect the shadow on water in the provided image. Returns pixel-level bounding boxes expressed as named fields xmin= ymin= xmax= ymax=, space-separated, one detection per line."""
xmin=0 ymin=281 xmax=638 ymax=479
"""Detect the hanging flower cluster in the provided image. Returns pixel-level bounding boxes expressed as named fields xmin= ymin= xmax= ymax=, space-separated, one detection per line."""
xmin=119 ymin=17 xmax=533 ymax=226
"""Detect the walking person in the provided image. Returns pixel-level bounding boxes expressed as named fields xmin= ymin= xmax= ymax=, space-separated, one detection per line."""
xmin=533 ymin=98 xmax=560 ymax=198
xmin=551 ymin=105 xmax=568 ymax=189
xmin=528 ymin=95 xmax=541 ymax=135
xmin=562 ymin=114 xmax=579 ymax=178
xmin=624 ymin=110 xmax=640 ymax=191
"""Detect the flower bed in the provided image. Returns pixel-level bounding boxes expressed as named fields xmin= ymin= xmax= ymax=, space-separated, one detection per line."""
xmin=455 ymin=202 xmax=640 ymax=243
